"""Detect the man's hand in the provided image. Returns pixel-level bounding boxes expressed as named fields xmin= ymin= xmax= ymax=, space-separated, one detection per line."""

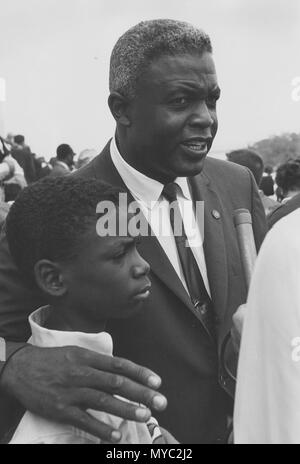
xmin=0 ymin=345 xmax=167 ymax=443
xmin=231 ymin=304 xmax=246 ymax=354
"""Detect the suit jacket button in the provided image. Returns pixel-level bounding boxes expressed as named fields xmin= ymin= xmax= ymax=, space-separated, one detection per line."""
xmin=220 ymin=375 xmax=226 ymax=387
xmin=212 ymin=209 xmax=221 ymax=219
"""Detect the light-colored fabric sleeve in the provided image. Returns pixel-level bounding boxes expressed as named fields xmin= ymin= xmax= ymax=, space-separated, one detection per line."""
xmin=234 ymin=210 xmax=300 ymax=444
xmin=0 ymin=162 xmax=10 ymax=181
xmin=10 ymin=405 xmax=156 ymax=444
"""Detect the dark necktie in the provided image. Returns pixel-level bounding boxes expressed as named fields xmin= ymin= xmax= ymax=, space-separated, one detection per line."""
xmin=162 ymin=182 xmax=216 ymax=339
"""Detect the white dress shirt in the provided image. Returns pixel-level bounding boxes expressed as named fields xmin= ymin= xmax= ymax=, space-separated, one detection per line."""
xmin=55 ymin=160 xmax=71 ymax=172
xmin=110 ymin=137 xmax=210 ymax=296
xmin=10 ymin=306 xmax=161 ymax=444
xmin=234 ymin=208 xmax=300 ymax=444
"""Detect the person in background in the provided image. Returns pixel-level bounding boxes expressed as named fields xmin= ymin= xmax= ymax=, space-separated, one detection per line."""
xmin=33 ymin=156 xmax=52 ymax=180
xmin=268 ymin=159 xmax=300 ymax=228
xmin=234 ymin=208 xmax=300 ymax=444
xmin=0 ymin=136 xmax=27 ymax=203
xmin=76 ymin=148 xmax=98 ymax=170
xmin=10 ymin=135 xmax=36 ymax=184
xmin=226 ymin=149 xmax=279 ymax=215
xmin=49 ymin=144 xmax=75 ymax=177
xmin=260 ymin=165 xmax=275 ymax=197
xmin=0 ymin=141 xmax=15 ymax=201
xmin=4 ymin=133 xmax=15 ymax=149
xmin=274 ymin=159 xmax=300 ymax=205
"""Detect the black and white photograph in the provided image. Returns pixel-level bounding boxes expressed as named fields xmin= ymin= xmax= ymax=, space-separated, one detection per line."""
xmin=0 ymin=0 xmax=300 ymax=447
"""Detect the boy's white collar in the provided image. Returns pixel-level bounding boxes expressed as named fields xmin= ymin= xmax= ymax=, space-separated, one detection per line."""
xmin=28 ymin=306 xmax=113 ymax=356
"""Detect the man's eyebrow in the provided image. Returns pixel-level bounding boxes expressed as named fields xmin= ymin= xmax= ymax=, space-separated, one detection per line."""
xmin=165 ymin=82 xmax=221 ymax=96
xmin=166 ymin=81 xmax=205 ymax=91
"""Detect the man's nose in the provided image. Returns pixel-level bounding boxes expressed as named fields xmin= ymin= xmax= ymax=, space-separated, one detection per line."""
xmin=132 ymin=252 xmax=150 ymax=278
xmin=187 ymin=101 xmax=214 ymax=128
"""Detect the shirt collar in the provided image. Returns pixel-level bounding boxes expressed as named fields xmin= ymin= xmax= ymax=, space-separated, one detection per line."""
xmin=56 ymin=160 xmax=70 ymax=171
xmin=29 ymin=306 xmax=113 ymax=356
xmin=110 ymin=137 xmax=191 ymax=209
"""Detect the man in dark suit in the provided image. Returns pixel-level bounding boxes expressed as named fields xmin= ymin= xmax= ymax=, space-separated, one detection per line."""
xmin=10 ymin=135 xmax=36 ymax=184
xmin=0 ymin=19 xmax=267 ymax=443
xmin=49 ymin=144 xmax=74 ymax=177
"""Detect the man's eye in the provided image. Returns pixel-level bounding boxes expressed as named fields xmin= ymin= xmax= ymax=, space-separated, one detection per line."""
xmin=170 ymin=97 xmax=188 ymax=106
xmin=206 ymin=95 xmax=219 ymax=108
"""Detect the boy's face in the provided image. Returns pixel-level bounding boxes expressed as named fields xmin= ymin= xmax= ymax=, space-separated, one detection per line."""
xmin=61 ymin=209 xmax=151 ymax=323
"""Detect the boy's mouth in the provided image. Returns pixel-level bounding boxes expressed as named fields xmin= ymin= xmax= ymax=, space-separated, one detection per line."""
xmin=133 ymin=283 xmax=151 ymax=301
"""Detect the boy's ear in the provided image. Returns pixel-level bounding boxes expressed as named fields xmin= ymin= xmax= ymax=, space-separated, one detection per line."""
xmin=108 ymin=92 xmax=131 ymax=127
xmin=34 ymin=260 xmax=67 ymax=297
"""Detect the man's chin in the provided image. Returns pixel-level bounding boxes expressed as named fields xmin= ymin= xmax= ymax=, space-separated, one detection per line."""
xmin=174 ymin=157 xmax=207 ymax=178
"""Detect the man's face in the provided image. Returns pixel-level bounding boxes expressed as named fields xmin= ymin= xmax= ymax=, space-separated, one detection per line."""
xmin=62 ymin=209 xmax=151 ymax=327
xmin=124 ymin=52 xmax=220 ymax=183
xmin=66 ymin=153 xmax=74 ymax=169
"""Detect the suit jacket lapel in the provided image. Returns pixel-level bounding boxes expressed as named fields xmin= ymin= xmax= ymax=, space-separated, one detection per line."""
xmin=189 ymin=171 xmax=229 ymax=322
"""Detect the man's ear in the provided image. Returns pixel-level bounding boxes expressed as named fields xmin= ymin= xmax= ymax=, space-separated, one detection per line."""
xmin=34 ymin=260 xmax=67 ymax=297
xmin=108 ymin=92 xmax=131 ymax=127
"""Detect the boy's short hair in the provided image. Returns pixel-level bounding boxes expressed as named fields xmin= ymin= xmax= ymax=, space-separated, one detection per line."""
xmin=109 ymin=19 xmax=212 ymax=100
xmin=6 ymin=176 xmax=122 ymax=287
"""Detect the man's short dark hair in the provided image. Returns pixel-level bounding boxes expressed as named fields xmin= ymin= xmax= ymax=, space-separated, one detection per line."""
xmin=56 ymin=144 xmax=74 ymax=161
xmin=6 ymin=176 xmax=121 ymax=287
xmin=109 ymin=19 xmax=212 ymax=100
xmin=275 ymin=158 xmax=300 ymax=195
xmin=14 ymin=135 xmax=25 ymax=145
xmin=226 ymin=149 xmax=264 ymax=186
xmin=264 ymin=165 xmax=273 ymax=175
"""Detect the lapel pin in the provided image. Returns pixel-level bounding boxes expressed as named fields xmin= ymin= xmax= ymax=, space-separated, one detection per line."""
xmin=212 ymin=209 xmax=221 ymax=220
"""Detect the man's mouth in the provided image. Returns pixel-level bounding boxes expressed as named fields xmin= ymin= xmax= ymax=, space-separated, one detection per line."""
xmin=180 ymin=138 xmax=211 ymax=154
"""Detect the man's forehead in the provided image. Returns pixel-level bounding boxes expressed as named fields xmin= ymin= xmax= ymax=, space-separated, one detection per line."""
xmin=141 ymin=52 xmax=218 ymax=87
xmin=149 ymin=51 xmax=215 ymax=70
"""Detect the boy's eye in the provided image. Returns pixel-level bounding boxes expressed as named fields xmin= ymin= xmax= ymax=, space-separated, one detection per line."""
xmin=113 ymin=248 xmax=127 ymax=260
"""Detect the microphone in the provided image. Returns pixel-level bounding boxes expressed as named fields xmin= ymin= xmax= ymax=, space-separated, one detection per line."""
xmin=233 ymin=208 xmax=257 ymax=289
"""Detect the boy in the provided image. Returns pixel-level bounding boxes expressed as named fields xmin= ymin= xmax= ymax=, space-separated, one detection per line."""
xmin=5 ymin=176 xmax=174 ymax=444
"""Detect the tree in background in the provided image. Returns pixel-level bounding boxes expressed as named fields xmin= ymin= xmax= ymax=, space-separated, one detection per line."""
xmin=249 ymin=133 xmax=300 ymax=168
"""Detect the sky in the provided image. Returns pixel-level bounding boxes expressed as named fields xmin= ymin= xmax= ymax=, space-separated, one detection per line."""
xmin=0 ymin=0 xmax=299 ymax=159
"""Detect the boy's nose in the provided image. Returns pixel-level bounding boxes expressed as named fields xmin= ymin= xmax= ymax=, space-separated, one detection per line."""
xmin=132 ymin=253 xmax=150 ymax=278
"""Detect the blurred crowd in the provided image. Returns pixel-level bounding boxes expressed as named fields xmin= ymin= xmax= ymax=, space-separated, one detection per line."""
xmin=2 ymin=132 xmax=300 ymax=230
xmin=0 ymin=132 xmax=98 ymax=210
